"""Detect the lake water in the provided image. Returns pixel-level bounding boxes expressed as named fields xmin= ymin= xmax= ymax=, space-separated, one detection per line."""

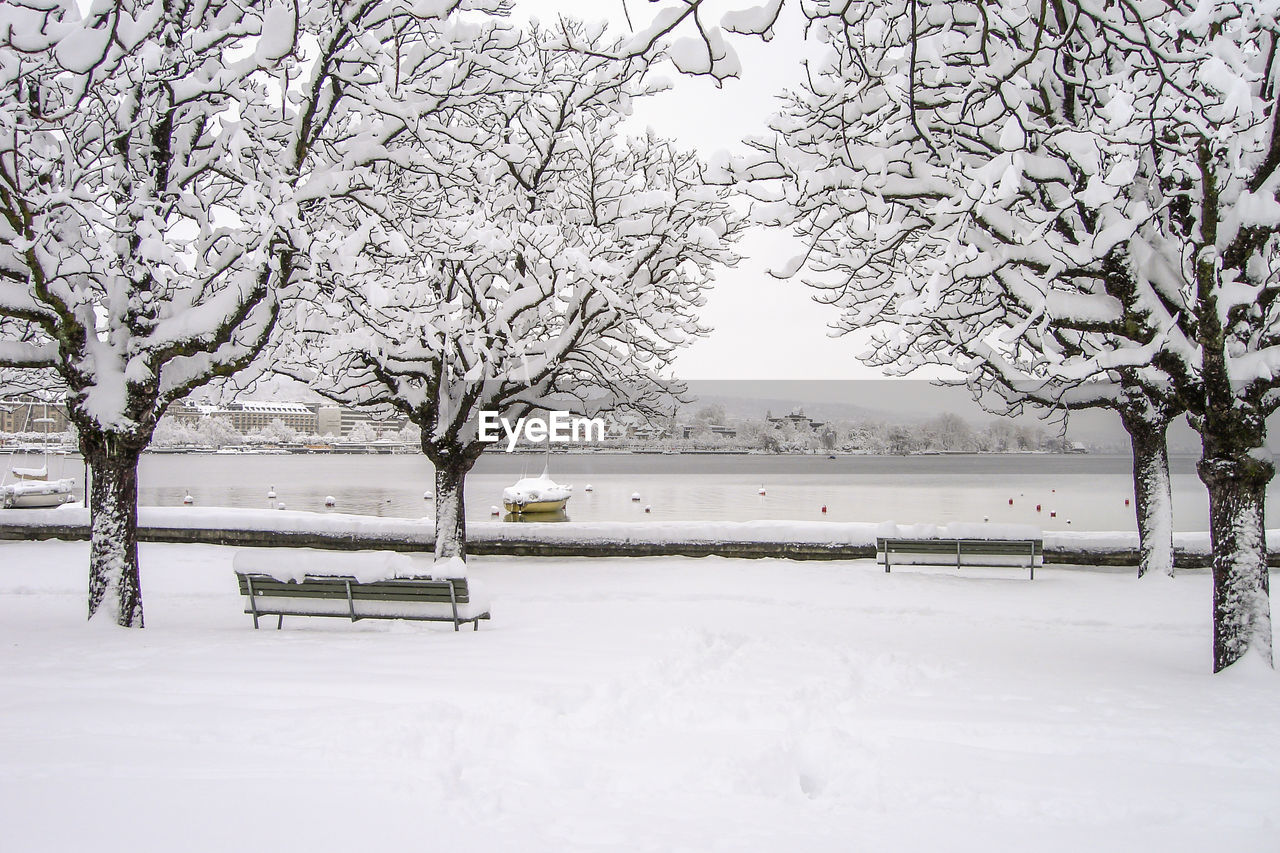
xmin=4 ymin=450 xmax=1253 ymax=532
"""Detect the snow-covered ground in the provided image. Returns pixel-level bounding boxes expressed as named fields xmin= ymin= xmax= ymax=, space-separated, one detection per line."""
xmin=1 ymin=540 xmax=1277 ymax=852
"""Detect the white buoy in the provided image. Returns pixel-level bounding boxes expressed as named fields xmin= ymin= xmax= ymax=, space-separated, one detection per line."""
xmin=490 ymin=505 xmax=500 ymax=515
xmin=631 ymin=492 xmax=641 ymax=502
xmin=276 ymin=501 xmax=286 ymax=510
xmin=644 ymin=505 xmax=652 ymax=513
xmin=324 ymin=495 xmax=336 ymax=507
xmin=584 ymin=484 xmax=593 ymax=492
xmin=267 ymin=485 xmax=276 ymax=499
xmin=423 ymin=490 xmax=432 ymax=500
xmin=758 ymin=485 xmax=766 ymax=495
xmin=183 ymin=493 xmax=193 ymax=505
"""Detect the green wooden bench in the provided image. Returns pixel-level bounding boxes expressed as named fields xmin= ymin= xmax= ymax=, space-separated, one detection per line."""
xmin=235 ymin=572 xmax=491 ymax=631
xmin=876 ymin=537 xmax=1043 ymax=580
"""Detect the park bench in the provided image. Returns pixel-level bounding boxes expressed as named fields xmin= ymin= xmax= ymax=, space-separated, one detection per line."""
xmin=876 ymin=537 xmax=1043 ymax=580
xmin=232 ymin=548 xmax=490 ymax=631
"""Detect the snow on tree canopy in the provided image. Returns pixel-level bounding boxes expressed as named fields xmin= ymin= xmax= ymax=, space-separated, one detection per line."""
xmin=0 ymin=0 xmax=516 ymax=625
xmin=275 ymin=21 xmax=742 ymax=560
xmin=733 ymin=0 xmax=1280 ymax=670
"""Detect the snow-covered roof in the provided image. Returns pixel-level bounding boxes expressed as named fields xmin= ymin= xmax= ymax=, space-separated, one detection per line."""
xmin=227 ymin=402 xmax=315 ymax=414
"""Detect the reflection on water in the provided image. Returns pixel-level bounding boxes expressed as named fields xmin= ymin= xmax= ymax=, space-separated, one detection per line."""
xmin=502 ymin=510 xmax=570 ymax=523
xmin=2 ymin=450 xmax=1238 ymax=531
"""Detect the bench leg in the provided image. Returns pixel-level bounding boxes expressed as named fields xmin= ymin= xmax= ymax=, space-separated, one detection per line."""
xmin=245 ymin=576 xmax=260 ymax=629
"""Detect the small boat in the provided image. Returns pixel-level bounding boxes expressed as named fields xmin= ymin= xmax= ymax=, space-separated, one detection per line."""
xmin=1 ymin=405 xmax=75 ymax=508
xmin=2 ymin=477 xmax=76 ymax=508
xmin=502 ymin=466 xmax=572 ymax=515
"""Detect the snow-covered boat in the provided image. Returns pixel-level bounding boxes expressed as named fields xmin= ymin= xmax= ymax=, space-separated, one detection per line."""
xmin=1 ymin=406 xmax=75 ymax=508
xmin=2 ymin=477 xmax=76 ymax=509
xmin=502 ymin=467 xmax=572 ymax=514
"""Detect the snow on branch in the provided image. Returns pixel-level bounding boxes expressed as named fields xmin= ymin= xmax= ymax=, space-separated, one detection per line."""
xmin=279 ymin=20 xmax=742 ymax=454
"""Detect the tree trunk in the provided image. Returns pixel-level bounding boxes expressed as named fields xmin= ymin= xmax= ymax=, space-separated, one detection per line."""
xmin=1119 ymin=409 xmax=1175 ymax=579
xmin=82 ymin=434 xmax=144 ymax=627
xmin=431 ymin=453 xmax=470 ymax=561
xmin=1199 ymin=454 xmax=1273 ymax=672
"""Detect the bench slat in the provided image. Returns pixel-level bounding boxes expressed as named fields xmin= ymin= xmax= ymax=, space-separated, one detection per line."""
xmin=240 ymin=588 xmax=468 ymax=603
xmin=237 ymin=582 xmax=468 ymax=600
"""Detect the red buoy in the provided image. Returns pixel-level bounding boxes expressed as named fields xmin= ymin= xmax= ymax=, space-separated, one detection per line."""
xmin=1008 ymin=498 xmax=1014 ymax=505
xmin=821 ymin=505 xmax=827 ymax=513
xmin=1050 ymin=511 xmax=1057 ymax=518
xmin=1036 ymin=504 xmax=1041 ymax=512
xmin=1125 ymin=499 xmax=1130 ymax=506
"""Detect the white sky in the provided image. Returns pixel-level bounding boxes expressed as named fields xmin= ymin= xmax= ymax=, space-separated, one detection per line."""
xmin=518 ymin=0 xmax=888 ymax=380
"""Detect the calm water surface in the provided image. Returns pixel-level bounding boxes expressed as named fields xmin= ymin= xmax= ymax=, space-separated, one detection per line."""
xmin=6 ymin=450 xmax=1242 ymax=532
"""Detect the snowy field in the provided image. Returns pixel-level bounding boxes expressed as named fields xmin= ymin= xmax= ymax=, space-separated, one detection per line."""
xmin=1 ymin=541 xmax=1278 ymax=852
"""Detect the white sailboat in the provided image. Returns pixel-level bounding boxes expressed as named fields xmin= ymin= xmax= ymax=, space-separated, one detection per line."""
xmin=502 ymin=463 xmax=572 ymax=515
xmin=1 ymin=404 xmax=75 ymax=509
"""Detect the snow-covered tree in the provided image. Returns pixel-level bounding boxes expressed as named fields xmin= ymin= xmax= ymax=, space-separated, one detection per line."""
xmin=281 ymin=22 xmax=741 ymax=558
xmin=255 ymin=418 xmax=296 ymax=444
xmin=730 ymin=0 xmax=1188 ymax=580
xmin=739 ymin=0 xmax=1278 ymax=671
xmin=345 ymin=421 xmax=381 ymax=443
xmin=0 ymin=0 xmax=514 ymax=625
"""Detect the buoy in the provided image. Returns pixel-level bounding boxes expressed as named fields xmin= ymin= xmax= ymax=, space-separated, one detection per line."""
xmin=821 ymin=505 xmax=827 ymax=514
xmin=631 ymin=492 xmax=641 ymax=502
xmin=758 ymin=485 xmax=766 ymax=495
xmin=276 ymin=502 xmax=286 ymax=510
xmin=268 ymin=485 xmax=276 ymax=499
xmin=324 ymin=495 xmax=336 ymax=507
xmin=983 ymin=516 xmax=989 ymax=522
xmin=1036 ymin=504 xmax=1041 ymax=512
xmin=183 ymin=493 xmax=193 ymax=505
xmin=1008 ymin=498 xmax=1014 ymax=505
xmin=1124 ymin=498 xmax=1130 ymax=506
xmin=423 ymin=491 xmax=432 ymax=500
xmin=1052 ymin=489 xmax=1056 ymax=493
xmin=1066 ymin=519 xmax=1072 ymax=524
xmin=1050 ymin=511 xmax=1056 ymax=518
xmin=644 ymin=505 xmax=652 ymax=513
xmin=490 ymin=506 xmax=500 ymax=515
xmin=584 ymin=484 xmax=593 ymax=492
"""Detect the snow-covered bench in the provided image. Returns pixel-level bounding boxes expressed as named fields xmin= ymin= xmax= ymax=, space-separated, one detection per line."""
xmin=876 ymin=537 xmax=1043 ymax=580
xmin=232 ymin=549 xmax=490 ymax=631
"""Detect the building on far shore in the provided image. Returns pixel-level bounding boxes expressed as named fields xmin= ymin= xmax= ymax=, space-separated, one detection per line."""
xmin=317 ymin=405 xmax=408 ymax=438
xmin=767 ymin=408 xmax=824 ymax=432
xmin=160 ymin=399 xmax=408 ymax=439
xmin=0 ymin=399 xmax=70 ymax=434
xmin=163 ymin=401 xmax=318 ymax=435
